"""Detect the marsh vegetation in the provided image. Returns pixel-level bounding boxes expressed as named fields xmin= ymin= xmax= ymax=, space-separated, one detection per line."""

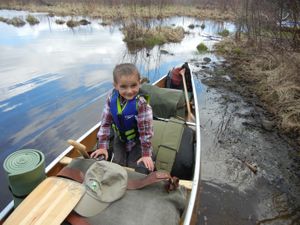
xmin=215 ymin=0 xmax=300 ymax=142
xmin=123 ymin=24 xmax=184 ymax=49
xmin=26 ymin=14 xmax=39 ymax=25
xmin=0 ymin=16 xmax=25 ymax=26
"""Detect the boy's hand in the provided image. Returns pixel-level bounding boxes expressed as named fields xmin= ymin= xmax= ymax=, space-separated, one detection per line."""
xmin=137 ymin=156 xmax=154 ymax=172
xmin=90 ymin=148 xmax=108 ymax=160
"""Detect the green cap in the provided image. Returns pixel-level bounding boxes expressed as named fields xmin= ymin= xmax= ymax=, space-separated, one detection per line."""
xmin=74 ymin=161 xmax=128 ymax=217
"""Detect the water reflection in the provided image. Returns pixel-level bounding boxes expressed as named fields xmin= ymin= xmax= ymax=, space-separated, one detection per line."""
xmin=0 ymin=9 xmax=234 ymax=211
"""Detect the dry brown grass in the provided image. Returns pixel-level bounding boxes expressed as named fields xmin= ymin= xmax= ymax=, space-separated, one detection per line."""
xmin=215 ymin=38 xmax=300 ymax=139
xmin=122 ymin=24 xmax=184 ymax=50
xmin=0 ymin=2 xmax=235 ymax=21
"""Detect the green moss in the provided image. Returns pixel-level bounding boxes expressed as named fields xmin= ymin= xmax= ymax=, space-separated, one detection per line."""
xmin=233 ymin=47 xmax=242 ymax=55
xmin=144 ymin=35 xmax=166 ymax=47
xmin=26 ymin=14 xmax=39 ymax=25
xmin=218 ymin=29 xmax=230 ymax=37
xmin=197 ymin=43 xmax=208 ymax=52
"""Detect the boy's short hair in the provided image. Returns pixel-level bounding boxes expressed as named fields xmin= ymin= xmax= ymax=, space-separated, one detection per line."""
xmin=113 ymin=63 xmax=141 ymax=83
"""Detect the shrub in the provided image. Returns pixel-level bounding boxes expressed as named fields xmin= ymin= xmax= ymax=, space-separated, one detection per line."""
xmin=123 ymin=24 xmax=184 ymax=49
xmin=26 ymin=15 xmax=39 ymax=25
xmin=197 ymin=43 xmax=208 ymax=52
xmin=10 ymin=17 xmax=26 ymax=27
xmin=48 ymin=12 xmax=55 ymax=17
xmin=0 ymin=16 xmax=9 ymax=23
xmin=79 ymin=19 xmax=91 ymax=25
xmin=188 ymin=24 xmax=195 ymax=29
xmin=162 ymin=26 xmax=184 ymax=42
xmin=218 ymin=29 xmax=230 ymax=37
xmin=233 ymin=47 xmax=242 ymax=55
xmin=66 ymin=20 xmax=81 ymax=28
xmin=55 ymin=19 xmax=65 ymax=25
xmin=144 ymin=35 xmax=166 ymax=47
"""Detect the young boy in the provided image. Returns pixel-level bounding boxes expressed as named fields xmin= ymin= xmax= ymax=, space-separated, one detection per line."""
xmin=90 ymin=63 xmax=154 ymax=172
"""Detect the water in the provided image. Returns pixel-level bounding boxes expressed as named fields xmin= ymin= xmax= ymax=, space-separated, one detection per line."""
xmin=0 ymin=9 xmax=234 ymax=212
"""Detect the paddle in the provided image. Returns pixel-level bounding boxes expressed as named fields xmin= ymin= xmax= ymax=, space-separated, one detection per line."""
xmin=4 ymin=177 xmax=85 ymax=225
xmin=68 ymin=139 xmax=90 ymax=159
xmin=179 ymin=68 xmax=195 ymax=122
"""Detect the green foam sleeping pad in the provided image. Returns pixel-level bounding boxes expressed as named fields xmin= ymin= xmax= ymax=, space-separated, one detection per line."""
xmin=3 ymin=149 xmax=46 ymax=200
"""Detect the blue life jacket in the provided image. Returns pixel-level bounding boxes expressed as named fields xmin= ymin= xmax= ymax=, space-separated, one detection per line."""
xmin=110 ymin=90 xmax=138 ymax=142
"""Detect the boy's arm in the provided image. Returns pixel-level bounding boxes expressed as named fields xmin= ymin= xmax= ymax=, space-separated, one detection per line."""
xmin=97 ymin=92 xmax=113 ymax=150
xmin=137 ymin=97 xmax=154 ymax=157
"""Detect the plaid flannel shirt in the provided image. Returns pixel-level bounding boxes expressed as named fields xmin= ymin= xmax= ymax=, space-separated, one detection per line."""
xmin=97 ymin=90 xmax=153 ymax=157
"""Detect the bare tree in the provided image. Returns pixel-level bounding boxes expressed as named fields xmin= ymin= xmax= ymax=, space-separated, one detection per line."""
xmin=234 ymin=0 xmax=299 ymax=50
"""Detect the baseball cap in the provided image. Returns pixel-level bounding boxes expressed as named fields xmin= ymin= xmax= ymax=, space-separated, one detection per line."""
xmin=74 ymin=161 xmax=128 ymax=217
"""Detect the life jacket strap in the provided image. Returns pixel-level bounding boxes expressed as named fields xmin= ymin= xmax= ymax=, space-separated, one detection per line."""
xmin=112 ymin=124 xmax=137 ymax=142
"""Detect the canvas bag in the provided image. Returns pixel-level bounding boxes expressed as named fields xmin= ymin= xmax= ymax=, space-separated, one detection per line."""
xmin=152 ymin=118 xmax=195 ymax=180
xmin=140 ymin=84 xmax=185 ymax=119
xmin=62 ymin=159 xmax=187 ymax=225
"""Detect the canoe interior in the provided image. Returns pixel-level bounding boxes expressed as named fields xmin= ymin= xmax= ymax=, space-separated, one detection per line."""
xmin=48 ymin=76 xmax=194 ymax=177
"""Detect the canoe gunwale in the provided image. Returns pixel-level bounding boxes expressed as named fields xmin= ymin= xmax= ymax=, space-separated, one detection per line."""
xmin=182 ymin=65 xmax=201 ymax=225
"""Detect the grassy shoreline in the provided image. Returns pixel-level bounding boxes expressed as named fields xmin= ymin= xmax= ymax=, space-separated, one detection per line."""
xmin=215 ymin=37 xmax=300 ymax=145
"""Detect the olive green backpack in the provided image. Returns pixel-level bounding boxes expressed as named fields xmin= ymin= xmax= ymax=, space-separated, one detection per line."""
xmin=152 ymin=118 xmax=195 ymax=180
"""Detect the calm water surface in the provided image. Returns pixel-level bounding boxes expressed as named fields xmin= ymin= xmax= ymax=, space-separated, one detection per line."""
xmin=0 ymin=10 xmax=234 ymax=211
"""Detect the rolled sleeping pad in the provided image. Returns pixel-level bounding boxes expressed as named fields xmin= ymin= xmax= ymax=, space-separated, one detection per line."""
xmin=3 ymin=149 xmax=46 ymax=207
